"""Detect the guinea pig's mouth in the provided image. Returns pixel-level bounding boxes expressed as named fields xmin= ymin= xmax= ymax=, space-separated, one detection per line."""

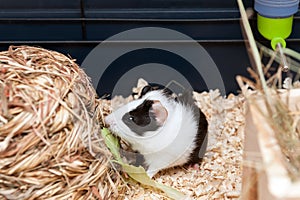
xmin=105 ymin=125 xmax=131 ymax=147
xmin=105 ymin=125 xmax=120 ymax=138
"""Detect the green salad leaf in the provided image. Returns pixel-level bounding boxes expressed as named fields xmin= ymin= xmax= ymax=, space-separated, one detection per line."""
xmin=101 ymin=128 xmax=187 ymax=200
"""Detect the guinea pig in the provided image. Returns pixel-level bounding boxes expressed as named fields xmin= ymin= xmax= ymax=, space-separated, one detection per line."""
xmin=105 ymin=85 xmax=208 ymax=178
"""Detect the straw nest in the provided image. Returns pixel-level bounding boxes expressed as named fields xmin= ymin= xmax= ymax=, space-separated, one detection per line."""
xmin=0 ymin=46 xmax=120 ymax=199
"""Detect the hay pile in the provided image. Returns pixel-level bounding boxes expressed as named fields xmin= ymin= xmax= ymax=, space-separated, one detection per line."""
xmin=0 ymin=46 xmax=121 ymax=199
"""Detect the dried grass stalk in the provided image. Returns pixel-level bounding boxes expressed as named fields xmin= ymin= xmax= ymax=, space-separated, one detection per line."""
xmin=0 ymin=46 xmax=121 ymax=199
xmin=237 ymin=0 xmax=300 ymax=180
xmin=239 ymin=44 xmax=300 ymax=181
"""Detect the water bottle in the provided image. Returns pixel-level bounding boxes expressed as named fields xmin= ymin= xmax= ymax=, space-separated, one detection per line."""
xmin=254 ymin=0 xmax=299 ymax=50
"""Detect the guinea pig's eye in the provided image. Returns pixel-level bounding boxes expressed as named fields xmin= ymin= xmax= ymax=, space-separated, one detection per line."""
xmin=129 ymin=116 xmax=134 ymax=121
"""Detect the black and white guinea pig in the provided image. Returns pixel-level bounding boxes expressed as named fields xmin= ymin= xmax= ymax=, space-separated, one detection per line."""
xmin=105 ymin=85 xmax=208 ymax=178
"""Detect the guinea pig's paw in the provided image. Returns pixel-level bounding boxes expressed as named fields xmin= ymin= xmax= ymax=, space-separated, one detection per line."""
xmin=189 ymin=163 xmax=200 ymax=171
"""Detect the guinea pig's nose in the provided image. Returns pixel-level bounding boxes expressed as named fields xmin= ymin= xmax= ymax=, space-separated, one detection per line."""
xmin=104 ymin=114 xmax=114 ymax=126
xmin=104 ymin=115 xmax=111 ymax=125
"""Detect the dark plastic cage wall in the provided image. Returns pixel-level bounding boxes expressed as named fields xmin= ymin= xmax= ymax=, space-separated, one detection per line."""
xmin=0 ymin=0 xmax=299 ymax=95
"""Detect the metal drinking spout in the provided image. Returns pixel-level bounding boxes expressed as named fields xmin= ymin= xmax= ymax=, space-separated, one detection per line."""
xmin=276 ymin=43 xmax=289 ymax=72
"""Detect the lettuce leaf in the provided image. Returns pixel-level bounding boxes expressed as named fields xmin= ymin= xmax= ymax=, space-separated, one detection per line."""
xmin=101 ymin=128 xmax=187 ymax=200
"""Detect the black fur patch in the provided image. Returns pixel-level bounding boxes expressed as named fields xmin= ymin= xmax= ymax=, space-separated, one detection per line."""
xmin=140 ymin=85 xmax=153 ymax=97
xmin=122 ymin=100 xmax=160 ymax=136
xmin=120 ymin=149 xmax=148 ymax=169
xmin=176 ymin=91 xmax=208 ymax=164
xmin=139 ymin=84 xmax=174 ymax=99
xmin=187 ymin=110 xmax=208 ymax=164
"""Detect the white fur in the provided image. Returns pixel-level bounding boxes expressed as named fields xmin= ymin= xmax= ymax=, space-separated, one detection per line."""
xmin=105 ymin=90 xmax=199 ymax=178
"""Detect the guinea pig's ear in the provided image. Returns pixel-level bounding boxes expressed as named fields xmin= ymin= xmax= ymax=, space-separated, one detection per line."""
xmin=151 ymin=100 xmax=168 ymax=126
